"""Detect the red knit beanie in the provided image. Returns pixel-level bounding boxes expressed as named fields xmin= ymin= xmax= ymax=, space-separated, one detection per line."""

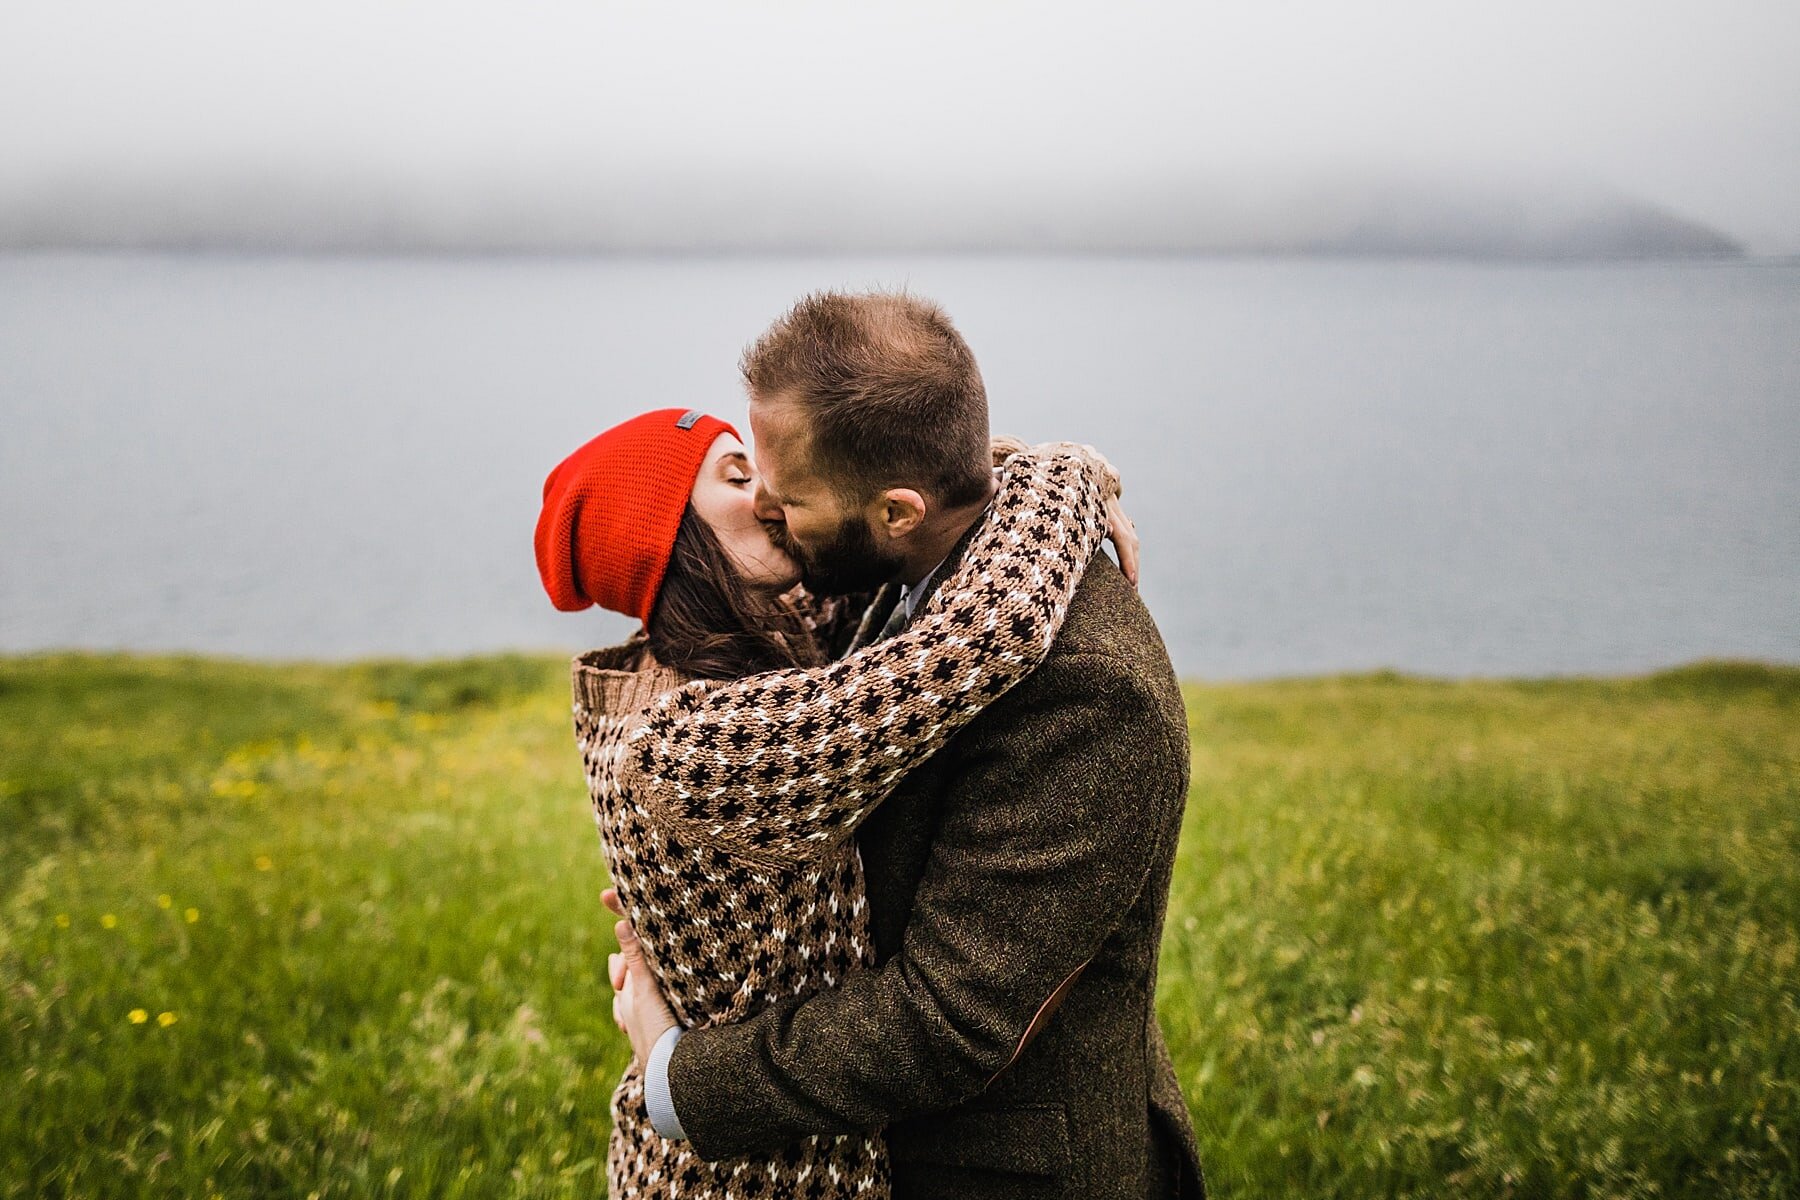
xmin=535 ymin=408 xmax=741 ymax=623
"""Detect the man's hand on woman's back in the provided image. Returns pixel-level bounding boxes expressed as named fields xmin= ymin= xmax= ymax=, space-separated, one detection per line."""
xmin=603 ymin=886 xmax=678 ymax=1071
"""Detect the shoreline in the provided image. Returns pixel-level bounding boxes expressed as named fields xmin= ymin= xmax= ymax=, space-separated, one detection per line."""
xmin=3 ymin=647 xmax=1796 ymax=689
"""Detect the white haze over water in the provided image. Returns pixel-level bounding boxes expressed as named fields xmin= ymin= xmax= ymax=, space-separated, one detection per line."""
xmin=2 ymin=1 xmax=1798 ymax=252
xmin=3 ymin=4 xmax=1796 ymax=672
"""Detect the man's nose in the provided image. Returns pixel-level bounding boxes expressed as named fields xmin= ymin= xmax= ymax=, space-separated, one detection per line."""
xmin=752 ymin=482 xmax=784 ymax=524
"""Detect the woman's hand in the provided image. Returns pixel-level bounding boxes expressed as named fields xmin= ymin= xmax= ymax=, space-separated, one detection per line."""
xmin=1105 ymin=491 xmax=1140 ymax=588
xmin=1072 ymin=440 xmax=1138 ymax=588
xmin=603 ymin=887 xmax=678 ymax=1071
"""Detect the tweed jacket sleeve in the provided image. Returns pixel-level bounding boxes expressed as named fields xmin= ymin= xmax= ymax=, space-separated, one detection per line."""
xmin=619 ymin=445 xmax=1111 ymax=864
xmin=663 ymin=565 xmax=1190 ymax=1160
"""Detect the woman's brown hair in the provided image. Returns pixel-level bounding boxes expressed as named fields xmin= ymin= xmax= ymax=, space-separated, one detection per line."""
xmin=646 ymin=506 xmax=823 ymax=681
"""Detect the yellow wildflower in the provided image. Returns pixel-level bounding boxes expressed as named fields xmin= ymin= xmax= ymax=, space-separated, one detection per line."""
xmin=100 ymin=913 xmax=117 ymax=929
xmin=127 ymin=1009 xmax=148 ymax=1024
xmin=157 ymin=1011 xmax=178 ymax=1028
xmin=157 ymin=894 xmax=173 ymax=909
xmin=185 ymin=907 xmax=200 ymax=924
xmin=254 ymin=855 xmax=273 ymax=872
xmin=54 ymin=914 xmax=70 ymax=928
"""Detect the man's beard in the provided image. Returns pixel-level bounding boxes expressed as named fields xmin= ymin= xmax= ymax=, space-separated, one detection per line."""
xmin=765 ymin=514 xmax=905 ymax=597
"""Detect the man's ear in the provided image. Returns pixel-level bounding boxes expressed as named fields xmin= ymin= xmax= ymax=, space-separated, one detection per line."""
xmin=872 ymin=488 xmax=928 ymax=540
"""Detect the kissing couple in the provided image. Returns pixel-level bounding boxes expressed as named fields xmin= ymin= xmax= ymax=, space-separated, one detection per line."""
xmin=534 ymin=290 xmax=1203 ymax=1198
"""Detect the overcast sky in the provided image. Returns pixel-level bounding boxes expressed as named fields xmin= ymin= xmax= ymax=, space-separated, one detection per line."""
xmin=2 ymin=1 xmax=1796 ymax=252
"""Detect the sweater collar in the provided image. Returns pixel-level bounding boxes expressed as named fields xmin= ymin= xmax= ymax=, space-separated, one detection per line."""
xmin=572 ymin=637 xmax=687 ymax=717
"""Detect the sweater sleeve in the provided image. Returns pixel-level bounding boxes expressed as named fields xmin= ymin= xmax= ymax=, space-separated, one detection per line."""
xmin=622 ymin=444 xmax=1110 ymax=863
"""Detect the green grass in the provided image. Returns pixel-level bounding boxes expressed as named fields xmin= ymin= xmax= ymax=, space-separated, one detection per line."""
xmin=2 ymin=654 xmax=1796 ymax=1198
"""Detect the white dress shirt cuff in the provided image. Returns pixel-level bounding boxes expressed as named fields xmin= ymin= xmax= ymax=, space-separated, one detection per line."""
xmin=644 ymin=1025 xmax=688 ymax=1141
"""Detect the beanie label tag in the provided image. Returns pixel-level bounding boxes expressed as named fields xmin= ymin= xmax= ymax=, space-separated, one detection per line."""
xmin=675 ymin=410 xmax=703 ymax=430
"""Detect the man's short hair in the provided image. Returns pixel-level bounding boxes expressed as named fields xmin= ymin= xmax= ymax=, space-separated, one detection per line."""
xmin=740 ymin=290 xmax=991 ymax=508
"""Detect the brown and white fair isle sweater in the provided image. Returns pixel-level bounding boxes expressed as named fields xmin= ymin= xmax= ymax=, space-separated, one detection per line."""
xmin=571 ymin=445 xmax=1110 ymax=1200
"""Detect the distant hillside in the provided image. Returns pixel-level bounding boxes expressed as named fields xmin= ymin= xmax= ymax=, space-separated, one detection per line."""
xmin=1290 ymin=178 xmax=1743 ymax=258
xmin=0 ymin=168 xmax=1744 ymax=259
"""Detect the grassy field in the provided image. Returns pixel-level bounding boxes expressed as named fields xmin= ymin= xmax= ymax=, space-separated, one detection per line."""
xmin=1 ymin=653 xmax=1795 ymax=1198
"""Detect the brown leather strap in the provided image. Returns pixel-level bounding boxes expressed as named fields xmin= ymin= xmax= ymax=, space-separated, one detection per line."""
xmin=986 ymin=958 xmax=1090 ymax=1089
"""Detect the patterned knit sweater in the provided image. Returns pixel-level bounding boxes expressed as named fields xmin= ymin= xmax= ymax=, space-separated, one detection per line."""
xmin=571 ymin=446 xmax=1110 ymax=1199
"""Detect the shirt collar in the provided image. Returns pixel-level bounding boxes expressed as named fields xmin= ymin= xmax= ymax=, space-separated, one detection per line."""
xmin=899 ymin=558 xmax=948 ymax=621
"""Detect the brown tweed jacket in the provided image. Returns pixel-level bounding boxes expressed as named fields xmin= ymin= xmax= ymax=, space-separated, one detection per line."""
xmin=668 ymin=539 xmax=1205 ymax=1198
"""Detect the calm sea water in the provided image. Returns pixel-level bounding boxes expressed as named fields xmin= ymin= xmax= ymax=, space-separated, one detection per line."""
xmin=2 ymin=252 xmax=1796 ymax=678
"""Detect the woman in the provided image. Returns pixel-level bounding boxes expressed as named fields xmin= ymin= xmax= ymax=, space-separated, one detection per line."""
xmin=534 ymin=407 xmax=1123 ymax=1198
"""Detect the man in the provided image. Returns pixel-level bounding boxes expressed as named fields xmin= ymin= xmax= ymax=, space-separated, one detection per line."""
xmin=609 ymin=290 xmax=1204 ymax=1197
